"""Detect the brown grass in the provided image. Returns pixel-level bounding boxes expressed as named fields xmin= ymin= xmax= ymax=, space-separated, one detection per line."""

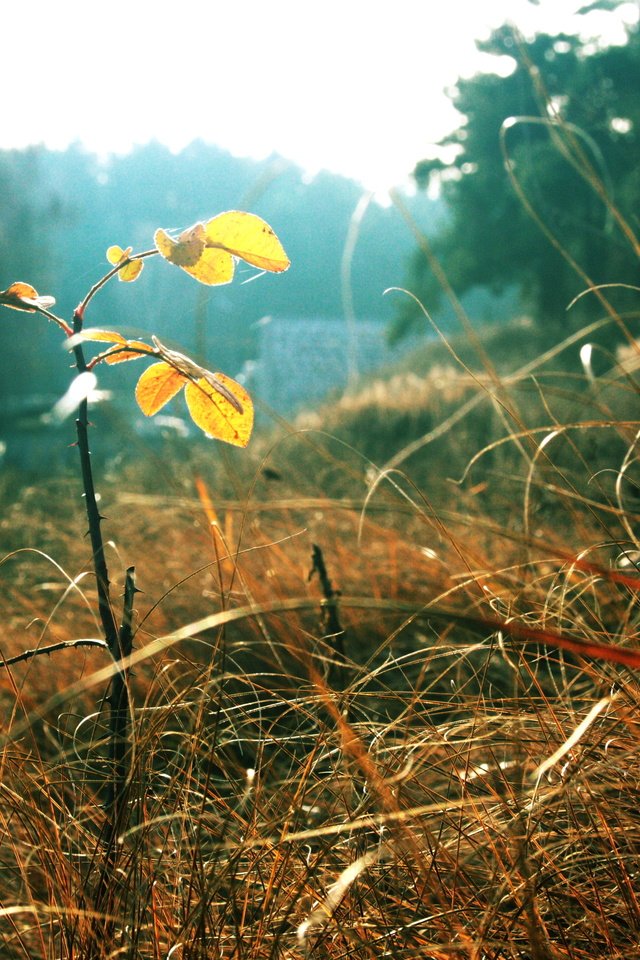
xmin=2 ymin=313 xmax=640 ymax=958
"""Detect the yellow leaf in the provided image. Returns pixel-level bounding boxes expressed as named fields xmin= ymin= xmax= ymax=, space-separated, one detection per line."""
xmin=106 ymin=245 xmax=131 ymax=265
xmin=150 ymin=336 xmax=243 ymax=412
xmin=184 ymin=375 xmax=254 ymax=447
xmin=204 ymin=211 xmax=290 ymax=273
xmin=104 ymin=340 xmax=154 ymax=364
xmin=119 ymin=259 xmax=144 ymax=282
xmin=0 ymin=281 xmax=55 ymax=312
xmin=135 ymin=361 xmax=186 ymax=416
xmin=179 ymin=246 xmax=235 ymax=285
xmin=79 ymin=329 xmax=129 ymax=344
xmin=70 ymin=329 xmax=153 ymax=362
xmin=106 ymin=244 xmax=144 ymax=282
xmin=154 ymin=223 xmax=206 ymax=267
xmin=135 ymin=335 xmax=255 ymax=445
xmin=153 ymin=212 xmax=289 ymax=286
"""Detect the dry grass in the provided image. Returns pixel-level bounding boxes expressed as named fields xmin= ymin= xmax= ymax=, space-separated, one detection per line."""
xmin=3 ymin=314 xmax=640 ymax=958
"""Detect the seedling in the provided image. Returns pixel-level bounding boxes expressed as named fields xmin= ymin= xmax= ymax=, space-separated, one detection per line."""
xmin=0 ymin=211 xmax=289 ymax=923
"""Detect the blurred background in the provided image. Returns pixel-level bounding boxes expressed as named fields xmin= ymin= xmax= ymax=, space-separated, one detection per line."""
xmin=0 ymin=0 xmax=637 ymax=468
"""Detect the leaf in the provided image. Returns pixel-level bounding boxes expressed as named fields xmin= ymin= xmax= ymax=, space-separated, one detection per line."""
xmin=184 ymin=375 xmax=254 ymax=447
xmin=104 ymin=340 xmax=154 ymax=364
xmin=134 ymin=337 xmax=255 ymax=445
xmin=106 ymin=245 xmax=131 ymax=264
xmin=149 ymin=336 xmax=235 ymax=396
xmin=204 ymin=212 xmax=290 ymax=273
xmin=68 ymin=329 xmax=153 ymax=363
xmin=154 ymin=222 xmax=234 ymax=285
xmin=119 ymin=259 xmax=144 ymax=282
xmin=0 ymin=281 xmax=56 ymax=312
xmin=77 ymin=329 xmax=129 ymax=344
xmin=180 ymin=246 xmax=236 ymax=285
xmin=47 ymin=372 xmax=99 ymax=423
xmin=106 ymin=244 xmax=144 ymax=282
xmin=153 ymin=212 xmax=289 ymax=286
xmin=135 ymin=362 xmax=186 ymax=416
xmin=154 ymin=223 xmax=207 ymax=267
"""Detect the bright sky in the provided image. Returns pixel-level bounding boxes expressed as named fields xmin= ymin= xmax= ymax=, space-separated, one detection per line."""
xmin=4 ymin=0 xmax=637 ymax=192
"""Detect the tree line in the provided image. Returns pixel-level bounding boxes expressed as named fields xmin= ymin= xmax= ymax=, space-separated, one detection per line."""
xmin=395 ymin=3 xmax=639 ymax=345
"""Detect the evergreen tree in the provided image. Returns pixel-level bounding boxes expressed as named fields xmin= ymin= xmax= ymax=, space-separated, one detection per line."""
xmin=392 ymin=11 xmax=640 ymax=342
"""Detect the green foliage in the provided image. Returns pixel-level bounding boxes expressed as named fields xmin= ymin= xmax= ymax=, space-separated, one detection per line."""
xmin=393 ymin=15 xmax=640 ymax=342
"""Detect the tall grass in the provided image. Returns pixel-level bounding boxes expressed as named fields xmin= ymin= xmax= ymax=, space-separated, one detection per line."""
xmin=2 ymin=64 xmax=640 ymax=954
xmin=2 ymin=295 xmax=640 ymax=958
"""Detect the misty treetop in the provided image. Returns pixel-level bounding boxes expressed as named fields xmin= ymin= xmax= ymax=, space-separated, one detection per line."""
xmin=394 ymin=9 xmax=640 ymax=343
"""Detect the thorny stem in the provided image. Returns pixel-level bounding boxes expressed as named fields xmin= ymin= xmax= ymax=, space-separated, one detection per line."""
xmin=35 ymin=305 xmax=73 ymax=335
xmin=91 ymin=569 xmax=138 ymax=939
xmin=309 ymin=544 xmax=345 ymax=654
xmin=110 ymin=566 xmax=136 ymax=812
xmin=72 ymin=307 xmax=138 ymax=957
xmin=0 ymin=638 xmax=107 ymax=667
xmin=72 ymin=307 xmax=136 ymax=823
xmin=72 ymin=308 xmax=120 ymax=656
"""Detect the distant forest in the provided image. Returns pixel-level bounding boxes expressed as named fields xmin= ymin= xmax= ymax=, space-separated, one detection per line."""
xmin=0 ymin=141 xmax=449 ymax=405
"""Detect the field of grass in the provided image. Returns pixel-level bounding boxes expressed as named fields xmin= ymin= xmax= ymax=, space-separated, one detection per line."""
xmin=2 ymin=311 xmax=640 ymax=959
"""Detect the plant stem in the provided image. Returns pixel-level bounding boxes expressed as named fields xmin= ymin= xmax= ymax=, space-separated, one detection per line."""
xmin=72 ymin=309 xmax=131 ymax=816
xmin=0 ymin=637 xmax=107 ymax=667
xmin=72 ymin=309 xmax=137 ymax=956
xmin=78 ymin=247 xmax=157 ymax=315
xmin=73 ymin=317 xmax=119 ymax=653
xmin=110 ymin=566 xmax=136 ymax=814
xmin=309 ymin=543 xmax=346 ymax=687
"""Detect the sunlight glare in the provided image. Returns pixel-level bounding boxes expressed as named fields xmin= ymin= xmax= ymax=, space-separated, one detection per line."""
xmin=0 ymin=0 xmax=634 ymax=190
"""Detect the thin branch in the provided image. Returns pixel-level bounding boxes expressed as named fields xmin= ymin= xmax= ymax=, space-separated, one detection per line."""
xmin=33 ymin=304 xmax=74 ymax=335
xmin=309 ymin=544 xmax=346 ymax=690
xmin=107 ymin=565 xmax=137 ymax=816
xmin=0 ymin=638 xmax=107 ymax=668
xmin=77 ymin=248 xmax=158 ymax=316
xmin=72 ymin=309 xmax=120 ymax=655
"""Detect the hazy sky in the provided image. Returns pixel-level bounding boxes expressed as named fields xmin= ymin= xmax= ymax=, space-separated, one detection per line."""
xmin=4 ymin=1 xmax=637 ymax=192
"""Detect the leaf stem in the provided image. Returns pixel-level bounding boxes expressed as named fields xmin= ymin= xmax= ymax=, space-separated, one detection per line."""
xmin=86 ymin=343 xmax=157 ymax=370
xmin=77 ymin=248 xmax=158 ymax=315
xmin=34 ymin=303 xmax=73 ymax=336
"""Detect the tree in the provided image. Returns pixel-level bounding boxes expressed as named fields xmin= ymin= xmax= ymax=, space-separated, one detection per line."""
xmin=392 ymin=13 xmax=640 ymax=343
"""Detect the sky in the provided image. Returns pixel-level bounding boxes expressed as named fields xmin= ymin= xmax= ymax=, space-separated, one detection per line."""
xmin=3 ymin=0 xmax=637 ymax=193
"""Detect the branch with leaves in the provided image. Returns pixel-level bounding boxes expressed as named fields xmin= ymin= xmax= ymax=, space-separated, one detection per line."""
xmin=0 ymin=209 xmax=289 ymax=932
xmin=0 ymin=209 xmax=289 ymax=445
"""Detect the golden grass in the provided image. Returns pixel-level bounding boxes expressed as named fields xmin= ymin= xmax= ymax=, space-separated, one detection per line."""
xmin=2 ymin=317 xmax=640 ymax=958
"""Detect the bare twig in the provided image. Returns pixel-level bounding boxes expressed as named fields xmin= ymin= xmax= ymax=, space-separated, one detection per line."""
xmin=0 ymin=637 xmax=107 ymax=668
xmin=309 ymin=544 xmax=346 ymax=686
